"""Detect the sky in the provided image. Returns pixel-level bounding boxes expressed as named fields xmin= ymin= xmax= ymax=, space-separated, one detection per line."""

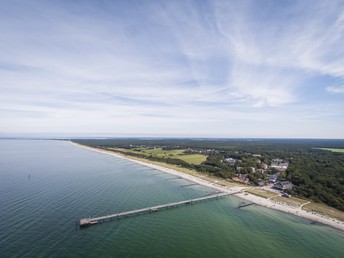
xmin=1 ymin=0 xmax=344 ymax=138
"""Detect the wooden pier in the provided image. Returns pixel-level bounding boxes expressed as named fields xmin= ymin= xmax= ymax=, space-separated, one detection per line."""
xmin=79 ymin=192 xmax=232 ymax=228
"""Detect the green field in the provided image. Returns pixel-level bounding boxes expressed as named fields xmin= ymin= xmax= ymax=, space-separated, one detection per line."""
xmin=112 ymin=148 xmax=207 ymax=165
xmin=303 ymin=202 xmax=344 ymax=221
xmin=245 ymin=189 xmax=279 ymax=199
xmin=317 ymin=148 xmax=344 ymax=153
xmin=271 ymin=196 xmax=309 ymax=208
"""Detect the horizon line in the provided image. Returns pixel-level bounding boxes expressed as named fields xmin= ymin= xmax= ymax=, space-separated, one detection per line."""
xmin=0 ymin=134 xmax=343 ymax=141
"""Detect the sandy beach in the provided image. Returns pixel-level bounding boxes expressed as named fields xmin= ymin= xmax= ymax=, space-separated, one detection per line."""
xmin=71 ymin=142 xmax=344 ymax=232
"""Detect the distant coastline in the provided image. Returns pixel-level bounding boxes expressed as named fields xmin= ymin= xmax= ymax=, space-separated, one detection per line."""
xmin=70 ymin=141 xmax=344 ymax=232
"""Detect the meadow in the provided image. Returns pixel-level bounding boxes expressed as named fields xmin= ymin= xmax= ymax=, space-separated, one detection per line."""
xmin=112 ymin=147 xmax=207 ymax=165
xmin=318 ymin=148 xmax=344 ymax=153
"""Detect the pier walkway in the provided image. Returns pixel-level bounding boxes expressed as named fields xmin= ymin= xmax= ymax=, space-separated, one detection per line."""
xmin=80 ymin=192 xmax=236 ymax=228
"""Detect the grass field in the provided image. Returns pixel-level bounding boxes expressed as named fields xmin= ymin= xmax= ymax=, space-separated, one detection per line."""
xmin=177 ymin=154 xmax=207 ymax=164
xmin=244 ymin=189 xmax=311 ymax=208
xmin=303 ymin=202 xmax=344 ymax=221
xmin=245 ymin=190 xmax=344 ymax=220
xmin=111 ymin=147 xmax=207 ymax=165
xmin=271 ymin=196 xmax=309 ymax=208
xmin=317 ymin=148 xmax=344 ymax=153
xmin=105 ymin=148 xmax=243 ymax=188
xmin=245 ymin=189 xmax=279 ymax=199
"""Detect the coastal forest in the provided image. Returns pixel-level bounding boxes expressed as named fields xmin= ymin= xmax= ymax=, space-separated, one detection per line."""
xmin=72 ymin=138 xmax=344 ymax=212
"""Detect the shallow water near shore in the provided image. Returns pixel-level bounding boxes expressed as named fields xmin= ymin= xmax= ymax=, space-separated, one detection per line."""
xmin=0 ymin=140 xmax=343 ymax=258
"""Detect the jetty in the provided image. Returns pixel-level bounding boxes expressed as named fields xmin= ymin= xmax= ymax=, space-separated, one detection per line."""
xmin=180 ymin=183 xmax=199 ymax=188
xmin=165 ymin=177 xmax=183 ymax=180
xmin=79 ymin=192 xmax=234 ymax=228
xmin=238 ymin=202 xmax=255 ymax=208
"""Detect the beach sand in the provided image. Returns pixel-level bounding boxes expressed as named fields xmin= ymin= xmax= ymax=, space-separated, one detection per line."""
xmin=71 ymin=142 xmax=344 ymax=232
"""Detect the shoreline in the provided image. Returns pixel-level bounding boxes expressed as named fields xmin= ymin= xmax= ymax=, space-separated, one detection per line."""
xmin=70 ymin=141 xmax=344 ymax=232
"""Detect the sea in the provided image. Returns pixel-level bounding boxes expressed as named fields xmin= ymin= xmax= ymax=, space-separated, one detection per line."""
xmin=0 ymin=139 xmax=343 ymax=258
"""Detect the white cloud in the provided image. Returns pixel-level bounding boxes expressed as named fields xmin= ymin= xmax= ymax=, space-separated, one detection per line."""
xmin=214 ymin=0 xmax=344 ymax=93
xmin=326 ymin=86 xmax=344 ymax=94
xmin=0 ymin=0 xmax=343 ymax=137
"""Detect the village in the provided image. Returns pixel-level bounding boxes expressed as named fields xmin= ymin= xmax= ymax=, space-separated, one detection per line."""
xmin=78 ymin=139 xmax=344 ymax=230
xmin=102 ymin=143 xmax=295 ymax=198
xmin=181 ymin=147 xmax=294 ymax=195
xmin=229 ymin=157 xmax=293 ymax=196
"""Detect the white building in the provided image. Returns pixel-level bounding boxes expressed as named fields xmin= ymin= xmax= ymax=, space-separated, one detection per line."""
xmin=273 ymin=181 xmax=293 ymax=191
xmin=224 ymin=157 xmax=236 ymax=166
xmin=270 ymin=159 xmax=289 ymax=171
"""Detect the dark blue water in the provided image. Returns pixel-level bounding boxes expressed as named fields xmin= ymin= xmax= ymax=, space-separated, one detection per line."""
xmin=0 ymin=140 xmax=343 ymax=257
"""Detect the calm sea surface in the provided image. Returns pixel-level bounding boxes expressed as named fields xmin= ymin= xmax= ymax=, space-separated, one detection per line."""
xmin=0 ymin=140 xmax=343 ymax=258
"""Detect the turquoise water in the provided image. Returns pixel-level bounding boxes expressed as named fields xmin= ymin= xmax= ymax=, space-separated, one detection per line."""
xmin=0 ymin=140 xmax=343 ymax=258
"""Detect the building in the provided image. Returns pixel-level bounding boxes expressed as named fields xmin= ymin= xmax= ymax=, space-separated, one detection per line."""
xmin=273 ymin=180 xmax=293 ymax=191
xmin=270 ymin=159 xmax=289 ymax=171
xmin=268 ymin=172 xmax=280 ymax=183
xmin=258 ymin=180 xmax=265 ymax=187
xmin=224 ymin=157 xmax=236 ymax=166
xmin=260 ymin=163 xmax=268 ymax=169
xmin=232 ymin=174 xmax=250 ymax=183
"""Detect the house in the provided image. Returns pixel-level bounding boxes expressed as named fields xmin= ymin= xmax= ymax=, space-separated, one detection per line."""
xmin=270 ymin=159 xmax=289 ymax=171
xmin=258 ymin=180 xmax=265 ymax=187
xmin=273 ymin=180 xmax=293 ymax=191
xmin=260 ymin=163 xmax=268 ymax=169
xmin=232 ymin=174 xmax=250 ymax=183
xmin=256 ymin=169 xmax=264 ymax=173
xmin=268 ymin=172 xmax=280 ymax=183
xmin=224 ymin=157 xmax=236 ymax=166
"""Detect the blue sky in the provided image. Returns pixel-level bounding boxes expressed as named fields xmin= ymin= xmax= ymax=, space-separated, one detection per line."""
xmin=1 ymin=0 xmax=343 ymax=138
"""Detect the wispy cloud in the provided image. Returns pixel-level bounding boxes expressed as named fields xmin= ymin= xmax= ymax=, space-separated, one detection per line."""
xmin=0 ymin=0 xmax=343 ymax=137
xmin=326 ymin=86 xmax=344 ymax=94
